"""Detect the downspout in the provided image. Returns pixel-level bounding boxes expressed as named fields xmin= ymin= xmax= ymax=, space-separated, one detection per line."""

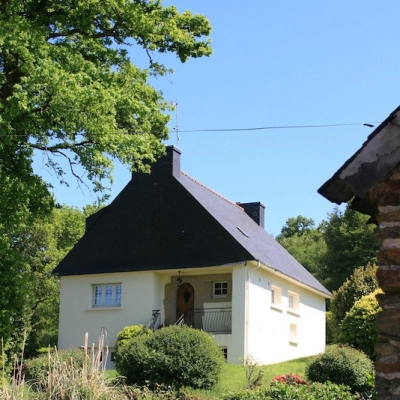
xmin=244 ymin=260 xmax=261 ymax=361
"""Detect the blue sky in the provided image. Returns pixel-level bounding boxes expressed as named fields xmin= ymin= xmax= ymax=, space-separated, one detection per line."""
xmin=39 ymin=1 xmax=400 ymax=237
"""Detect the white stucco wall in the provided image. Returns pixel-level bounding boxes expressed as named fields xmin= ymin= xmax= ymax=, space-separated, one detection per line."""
xmin=58 ymin=265 xmax=327 ymax=368
xmin=245 ymin=265 xmax=326 ymax=365
xmin=58 ymin=271 xmax=166 ymax=363
xmin=230 ymin=266 xmax=247 ymax=364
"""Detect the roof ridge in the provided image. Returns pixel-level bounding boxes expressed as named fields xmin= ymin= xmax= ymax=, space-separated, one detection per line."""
xmin=180 ymin=171 xmax=243 ymax=210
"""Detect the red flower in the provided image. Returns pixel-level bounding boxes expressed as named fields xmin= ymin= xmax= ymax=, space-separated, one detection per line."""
xmin=271 ymin=374 xmax=308 ymax=385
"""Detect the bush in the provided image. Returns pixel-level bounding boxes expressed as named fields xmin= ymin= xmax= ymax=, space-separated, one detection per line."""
xmin=222 ymin=381 xmax=354 ymax=400
xmin=305 ymin=344 xmax=374 ymax=395
xmin=114 ymin=324 xmax=152 ymax=354
xmin=340 ymin=289 xmax=382 ymax=360
xmin=115 ymin=325 xmax=224 ymax=389
xmin=329 ymin=264 xmax=378 ymax=341
xmin=271 ymin=373 xmax=308 ymax=385
xmin=24 ymin=347 xmax=87 ymax=382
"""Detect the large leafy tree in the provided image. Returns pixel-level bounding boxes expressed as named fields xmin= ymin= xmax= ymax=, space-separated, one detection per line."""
xmin=0 ymin=0 xmax=211 ymax=352
xmin=0 ymin=0 xmax=212 ymax=195
xmin=277 ymin=206 xmax=379 ymax=292
xmin=276 ymin=216 xmax=326 ymax=277
xmin=7 ymin=206 xmax=86 ymax=357
xmin=319 ymin=206 xmax=378 ymax=292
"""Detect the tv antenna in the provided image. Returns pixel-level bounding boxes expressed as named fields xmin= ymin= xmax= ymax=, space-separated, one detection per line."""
xmin=171 ymin=100 xmax=179 ymax=145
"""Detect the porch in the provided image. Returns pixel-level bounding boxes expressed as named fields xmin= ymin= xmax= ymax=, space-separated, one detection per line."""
xmin=148 ymin=307 xmax=232 ymax=334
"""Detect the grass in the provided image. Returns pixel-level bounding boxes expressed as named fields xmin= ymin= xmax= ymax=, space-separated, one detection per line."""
xmin=178 ymin=357 xmax=311 ymax=400
xmin=105 ymin=356 xmax=311 ymax=399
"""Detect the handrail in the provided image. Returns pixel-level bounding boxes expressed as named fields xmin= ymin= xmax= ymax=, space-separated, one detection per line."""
xmin=146 ymin=309 xmax=161 ymax=331
xmin=174 ymin=314 xmax=185 ymax=325
xmin=176 ymin=307 xmax=232 ymax=333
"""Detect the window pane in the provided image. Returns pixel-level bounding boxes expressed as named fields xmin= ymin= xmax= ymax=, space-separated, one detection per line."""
xmin=289 ymin=295 xmax=294 ymax=309
xmin=105 ymin=285 xmax=113 ymax=304
xmin=115 ymin=284 xmax=122 ymax=305
xmin=94 ymin=286 xmax=102 ymax=305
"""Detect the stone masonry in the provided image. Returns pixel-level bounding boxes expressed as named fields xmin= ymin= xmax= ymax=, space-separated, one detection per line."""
xmin=368 ymin=168 xmax=400 ymax=398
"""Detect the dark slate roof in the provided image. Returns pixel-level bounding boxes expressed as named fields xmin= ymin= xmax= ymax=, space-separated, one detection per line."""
xmin=318 ymin=105 xmax=400 ymax=216
xmin=54 ymin=146 xmax=330 ymax=297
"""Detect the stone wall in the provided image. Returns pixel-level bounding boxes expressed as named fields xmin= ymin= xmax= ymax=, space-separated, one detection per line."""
xmin=368 ymin=168 xmax=400 ymax=398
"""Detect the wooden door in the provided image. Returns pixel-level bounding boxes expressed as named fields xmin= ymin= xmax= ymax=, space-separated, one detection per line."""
xmin=176 ymin=282 xmax=194 ymax=325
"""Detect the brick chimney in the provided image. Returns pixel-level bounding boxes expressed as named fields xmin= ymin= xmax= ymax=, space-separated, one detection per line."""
xmin=237 ymin=202 xmax=265 ymax=228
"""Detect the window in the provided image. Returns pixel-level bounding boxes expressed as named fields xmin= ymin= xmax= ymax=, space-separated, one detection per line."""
xmin=220 ymin=347 xmax=228 ymax=361
xmin=270 ymin=285 xmax=282 ymax=309
xmin=290 ymin=323 xmax=298 ymax=344
xmin=213 ymin=281 xmax=228 ymax=297
xmin=287 ymin=291 xmax=300 ymax=314
xmin=93 ymin=284 xmax=122 ymax=308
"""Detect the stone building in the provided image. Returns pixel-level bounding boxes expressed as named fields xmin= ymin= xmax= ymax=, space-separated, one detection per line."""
xmin=319 ymin=105 xmax=400 ymax=399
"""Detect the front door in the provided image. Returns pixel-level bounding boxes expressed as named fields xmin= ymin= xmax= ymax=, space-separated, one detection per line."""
xmin=176 ymin=282 xmax=194 ymax=325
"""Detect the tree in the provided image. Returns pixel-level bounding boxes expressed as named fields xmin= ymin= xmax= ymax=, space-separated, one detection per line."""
xmin=276 ymin=216 xmax=326 ymax=277
xmin=0 ymin=0 xmax=211 ymax=354
xmin=320 ymin=206 xmax=378 ymax=291
xmin=277 ymin=216 xmax=315 ymax=239
xmin=0 ymin=0 xmax=212 ymax=197
xmin=329 ymin=264 xmax=378 ymax=343
xmin=8 ymin=206 xmax=86 ymax=357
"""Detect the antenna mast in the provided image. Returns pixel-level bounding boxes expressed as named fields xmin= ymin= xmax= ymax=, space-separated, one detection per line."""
xmin=172 ymin=100 xmax=179 ymax=146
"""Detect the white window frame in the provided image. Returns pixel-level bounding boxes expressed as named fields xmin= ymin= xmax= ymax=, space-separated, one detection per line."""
xmin=213 ymin=281 xmax=228 ymax=298
xmin=287 ymin=291 xmax=300 ymax=314
xmin=92 ymin=283 xmax=122 ymax=308
xmin=270 ymin=285 xmax=282 ymax=310
xmin=289 ymin=323 xmax=298 ymax=345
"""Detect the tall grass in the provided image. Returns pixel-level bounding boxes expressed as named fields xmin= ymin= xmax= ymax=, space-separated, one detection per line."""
xmin=1 ymin=334 xmax=311 ymax=400
xmin=1 ymin=333 xmax=125 ymax=400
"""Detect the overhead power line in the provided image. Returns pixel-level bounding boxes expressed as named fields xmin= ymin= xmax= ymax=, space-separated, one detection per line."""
xmin=174 ymin=122 xmax=380 ymax=133
xmin=0 ymin=121 xmax=380 ymax=138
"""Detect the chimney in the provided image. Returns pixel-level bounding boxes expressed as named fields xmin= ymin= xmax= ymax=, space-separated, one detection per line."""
xmin=237 ymin=202 xmax=265 ymax=228
xmin=132 ymin=145 xmax=181 ymax=180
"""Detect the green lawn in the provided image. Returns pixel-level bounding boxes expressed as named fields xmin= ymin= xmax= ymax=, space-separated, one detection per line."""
xmin=105 ymin=357 xmax=312 ymax=399
xmin=184 ymin=357 xmax=311 ymax=400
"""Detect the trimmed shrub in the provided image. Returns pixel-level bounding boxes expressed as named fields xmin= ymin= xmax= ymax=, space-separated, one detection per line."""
xmin=305 ymin=344 xmax=374 ymax=395
xmin=329 ymin=264 xmax=378 ymax=341
xmin=222 ymin=381 xmax=354 ymax=400
xmin=114 ymin=324 xmax=152 ymax=354
xmin=115 ymin=325 xmax=224 ymax=389
xmin=340 ymin=289 xmax=382 ymax=360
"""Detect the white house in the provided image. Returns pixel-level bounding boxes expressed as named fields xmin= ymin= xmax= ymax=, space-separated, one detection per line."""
xmin=54 ymin=146 xmax=331 ymax=368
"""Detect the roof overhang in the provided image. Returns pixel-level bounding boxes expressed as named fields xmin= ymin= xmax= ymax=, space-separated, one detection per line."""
xmin=318 ymin=105 xmax=400 ymax=216
xmin=246 ymin=260 xmax=332 ymax=299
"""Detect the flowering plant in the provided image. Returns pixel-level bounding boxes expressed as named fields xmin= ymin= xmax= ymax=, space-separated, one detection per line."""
xmin=271 ymin=373 xmax=308 ymax=385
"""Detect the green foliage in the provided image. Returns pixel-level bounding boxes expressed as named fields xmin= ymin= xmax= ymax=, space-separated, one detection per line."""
xmin=0 ymin=0 xmax=211 ymax=360
xmin=242 ymin=356 xmax=264 ymax=389
xmin=276 ymin=219 xmax=326 ymax=277
xmin=329 ymin=263 xmax=378 ymax=342
xmin=222 ymin=381 xmax=354 ymax=400
xmin=271 ymin=373 xmax=308 ymax=385
xmin=0 ymin=0 xmax=212 ymax=197
xmin=24 ymin=347 xmax=87 ymax=383
xmin=115 ymin=325 xmax=223 ymax=389
xmin=340 ymin=289 xmax=382 ymax=360
xmin=305 ymin=344 xmax=374 ymax=395
xmin=114 ymin=323 xmax=153 ymax=361
xmin=320 ymin=206 xmax=379 ymax=291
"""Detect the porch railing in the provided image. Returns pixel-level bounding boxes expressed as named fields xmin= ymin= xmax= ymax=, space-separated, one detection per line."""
xmin=177 ymin=307 xmax=232 ymax=334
